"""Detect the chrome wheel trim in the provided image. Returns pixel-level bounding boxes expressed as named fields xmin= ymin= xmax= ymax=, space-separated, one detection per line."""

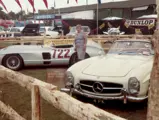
xmin=6 ymin=56 xmax=20 ymax=70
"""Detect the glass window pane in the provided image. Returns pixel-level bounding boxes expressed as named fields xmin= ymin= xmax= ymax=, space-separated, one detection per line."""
xmin=111 ymin=9 xmax=123 ymax=17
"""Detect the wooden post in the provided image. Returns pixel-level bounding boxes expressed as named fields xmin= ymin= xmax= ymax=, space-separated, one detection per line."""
xmin=31 ymin=85 xmax=41 ymax=120
xmin=147 ymin=0 xmax=159 ymax=120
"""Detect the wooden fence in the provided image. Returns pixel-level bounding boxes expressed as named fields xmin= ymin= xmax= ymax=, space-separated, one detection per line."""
xmin=0 ymin=65 xmax=126 ymax=120
xmin=0 ymin=35 xmax=153 ymax=51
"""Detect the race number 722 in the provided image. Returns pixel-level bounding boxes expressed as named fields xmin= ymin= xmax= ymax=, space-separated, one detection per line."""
xmin=53 ymin=49 xmax=70 ymax=58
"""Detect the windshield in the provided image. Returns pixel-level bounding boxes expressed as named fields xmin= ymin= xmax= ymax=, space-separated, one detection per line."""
xmin=83 ymin=27 xmax=90 ymax=32
xmin=40 ymin=28 xmax=45 ymax=32
xmin=108 ymin=41 xmax=154 ymax=56
xmin=10 ymin=28 xmax=20 ymax=32
xmin=70 ymin=27 xmax=76 ymax=32
xmin=48 ymin=28 xmax=53 ymax=31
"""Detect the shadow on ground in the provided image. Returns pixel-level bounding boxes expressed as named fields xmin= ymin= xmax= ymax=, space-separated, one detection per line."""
xmin=0 ymin=78 xmax=75 ymax=120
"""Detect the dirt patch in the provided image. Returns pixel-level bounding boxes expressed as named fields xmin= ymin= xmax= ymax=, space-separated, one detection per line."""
xmin=46 ymin=68 xmax=67 ymax=89
xmin=0 ymin=77 xmax=74 ymax=120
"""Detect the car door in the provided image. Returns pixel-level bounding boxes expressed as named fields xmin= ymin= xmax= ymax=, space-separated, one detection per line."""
xmin=50 ymin=46 xmax=74 ymax=65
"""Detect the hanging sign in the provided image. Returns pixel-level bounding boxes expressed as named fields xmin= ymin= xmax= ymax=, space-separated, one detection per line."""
xmin=125 ymin=19 xmax=155 ymax=26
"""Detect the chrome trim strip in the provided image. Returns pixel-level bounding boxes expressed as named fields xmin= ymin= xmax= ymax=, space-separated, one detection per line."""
xmin=80 ymin=83 xmax=93 ymax=88
xmin=80 ymin=83 xmax=122 ymax=90
xmin=60 ymin=88 xmax=148 ymax=102
xmin=103 ymin=87 xmax=122 ymax=90
xmin=81 ymin=89 xmax=122 ymax=96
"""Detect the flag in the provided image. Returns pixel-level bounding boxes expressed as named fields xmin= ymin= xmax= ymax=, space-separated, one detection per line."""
xmin=97 ymin=0 xmax=101 ymax=4
xmin=28 ymin=0 xmax=35 ymax=12
xmin=0 ymin=0 xmax=7 ymax=12
xmin=43 ymin=0 xmax=48 ymax=9
xmin=15 ymin=0 xmax=22 ymax=9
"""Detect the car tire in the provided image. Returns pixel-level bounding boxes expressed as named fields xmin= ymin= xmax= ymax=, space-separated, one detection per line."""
xmin=69 ymin=52 xmax=90 ymax=66
xmin=3 ymin=54 xmax=23 ymax=71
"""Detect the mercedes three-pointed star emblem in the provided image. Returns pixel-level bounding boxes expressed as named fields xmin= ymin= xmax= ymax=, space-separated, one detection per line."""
xmin=93 ymin=82 xmax=103 ymax=93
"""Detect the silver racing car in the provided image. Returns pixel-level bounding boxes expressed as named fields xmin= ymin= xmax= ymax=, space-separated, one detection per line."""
xmin=0 ymin=40 xmax=105 ymax=70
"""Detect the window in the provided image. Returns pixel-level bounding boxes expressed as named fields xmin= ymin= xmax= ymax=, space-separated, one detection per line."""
xmin=111 ymin=9 xmax=123 ymax=17
xmin=123 ymin=8 xmax=131 ymax=19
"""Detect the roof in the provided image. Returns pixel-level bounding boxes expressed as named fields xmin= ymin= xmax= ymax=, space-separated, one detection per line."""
xmin=137 ymin=14 xmax=157 ymax=19
xmin=54 ymin=0 xmax=155 ymax=13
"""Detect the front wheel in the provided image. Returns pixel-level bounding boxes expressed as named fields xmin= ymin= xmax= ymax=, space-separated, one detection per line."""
xmin=69 ymin=52 xmax=90 ymax=66
xmin=3 ymin=55 xmax=23 ymax=71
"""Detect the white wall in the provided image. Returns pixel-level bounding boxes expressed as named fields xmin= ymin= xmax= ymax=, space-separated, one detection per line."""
xmin=62 ymin=10 xmax=94 ymax=19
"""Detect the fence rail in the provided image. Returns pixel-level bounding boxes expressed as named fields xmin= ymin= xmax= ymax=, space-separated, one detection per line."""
xmin=0 ymin=100 xmax=26 ymax=120
xmin=0 ymin=35 xmax=152 ymax=47
xmin=0 ymin=65 xmax=126 ymax=120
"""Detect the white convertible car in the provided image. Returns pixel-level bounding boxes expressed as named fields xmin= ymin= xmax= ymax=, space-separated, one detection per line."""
xmin=61 ymin=39 xmax=154 ymax=103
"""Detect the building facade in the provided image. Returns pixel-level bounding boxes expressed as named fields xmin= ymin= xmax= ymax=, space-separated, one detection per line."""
xmin=95 ymin=4 xmax=156 ymax=20
xmin=51 ymin=0 xmax=156 ymax=20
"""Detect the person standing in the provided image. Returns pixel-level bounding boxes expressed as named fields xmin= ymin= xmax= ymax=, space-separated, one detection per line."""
xmin=74 ymin=24 xmax=87 ymax=61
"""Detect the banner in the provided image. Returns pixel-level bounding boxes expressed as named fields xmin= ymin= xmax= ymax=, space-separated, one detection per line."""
xmin=28 ymin=0 xmax=35 ymax=12
xmin=0 ymin=0 xmax=7 ymax=12
xmin=125 ymin=19 xmax=155 ymax=27
xmin=15 ymin=0 xmax=22 ymax=9
xmin=43 ymin=0 xmax=48 ymax=9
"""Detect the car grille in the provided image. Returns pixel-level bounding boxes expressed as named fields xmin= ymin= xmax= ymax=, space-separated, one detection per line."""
xmin=79 ymin=80 xmax=123 ymax=95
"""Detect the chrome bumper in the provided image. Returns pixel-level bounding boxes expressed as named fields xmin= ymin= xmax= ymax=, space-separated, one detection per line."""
xmin=60 ymin=88 xmax=148 ymax=103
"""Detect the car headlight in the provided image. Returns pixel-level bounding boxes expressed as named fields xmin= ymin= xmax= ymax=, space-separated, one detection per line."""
xmin=128 ymin=77 xmax=140 ymax=95
xmin=64 ymin=71 xmax=74 ymax=88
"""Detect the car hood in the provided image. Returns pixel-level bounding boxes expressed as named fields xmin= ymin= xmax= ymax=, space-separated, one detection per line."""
xmin=82 ymin=55 xmax=153 ymax=77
